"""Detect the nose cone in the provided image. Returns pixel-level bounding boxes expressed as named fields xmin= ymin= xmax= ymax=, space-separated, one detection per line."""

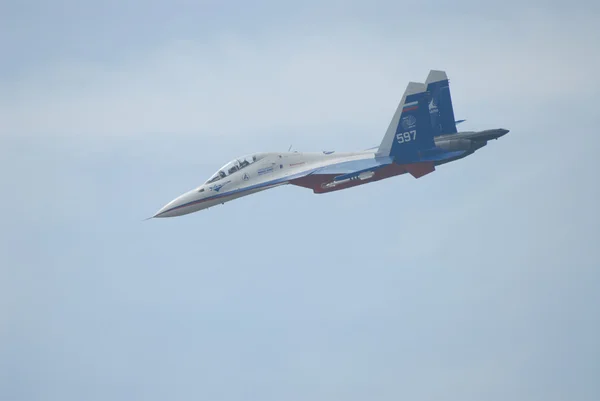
xmin=153 ymin=190 xmax=197 ymax=218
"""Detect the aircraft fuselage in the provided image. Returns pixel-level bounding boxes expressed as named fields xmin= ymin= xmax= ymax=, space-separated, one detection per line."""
xmin=153 ymin=128 xmax=508 ymax=218
xmin=153 ymin=70 xmax=510 ymax=218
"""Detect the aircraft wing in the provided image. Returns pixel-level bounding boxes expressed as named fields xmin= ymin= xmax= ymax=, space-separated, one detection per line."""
xmin=310 ymin=157 xmax=393 ymax=176
xmin=289 ymin=157 xmax=395 ymax=193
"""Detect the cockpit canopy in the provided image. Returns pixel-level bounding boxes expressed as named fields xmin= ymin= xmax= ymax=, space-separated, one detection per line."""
xmin=205 ymin=153 xmax=267 ymax=184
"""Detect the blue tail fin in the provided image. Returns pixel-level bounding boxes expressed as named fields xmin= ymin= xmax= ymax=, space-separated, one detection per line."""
xmin=377 ymin=82 xmax=436 ymax=164
xmin=425 ymin=70 xmax=457 ymax=136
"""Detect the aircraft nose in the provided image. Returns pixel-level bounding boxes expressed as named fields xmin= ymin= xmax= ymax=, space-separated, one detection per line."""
xmin=153 ymin=191 xmax=195 ymax=218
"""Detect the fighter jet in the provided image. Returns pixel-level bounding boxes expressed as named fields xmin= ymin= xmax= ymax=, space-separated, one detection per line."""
xmin=153 ymin=70 xmax=509 ymax=218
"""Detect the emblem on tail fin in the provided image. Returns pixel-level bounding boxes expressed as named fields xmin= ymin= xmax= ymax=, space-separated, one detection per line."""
xmin=428 ymin=96 xmax=438 ymax=116
xmin=401 ymin=115 xmax=417 ymax=130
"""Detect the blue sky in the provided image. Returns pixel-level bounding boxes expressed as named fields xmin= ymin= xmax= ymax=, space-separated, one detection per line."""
xmin=1 ymin=1 xmax=599 ymax=400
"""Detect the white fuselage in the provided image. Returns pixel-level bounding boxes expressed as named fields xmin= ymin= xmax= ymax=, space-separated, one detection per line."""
xmin=154 ymin=150 xmax=377 ymax=217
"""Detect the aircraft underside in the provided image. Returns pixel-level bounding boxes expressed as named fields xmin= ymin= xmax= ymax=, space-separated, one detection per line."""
xmin=289 ymin=162 xmax=436 ymax=194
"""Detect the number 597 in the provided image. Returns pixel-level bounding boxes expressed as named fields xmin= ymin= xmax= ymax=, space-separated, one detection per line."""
xmin=397 ymin=130 xmax=416 ymax=144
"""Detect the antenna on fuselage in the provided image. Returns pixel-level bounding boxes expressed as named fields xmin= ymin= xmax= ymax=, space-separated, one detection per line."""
xmin=288 ymin=144 xmax=293 ymax=152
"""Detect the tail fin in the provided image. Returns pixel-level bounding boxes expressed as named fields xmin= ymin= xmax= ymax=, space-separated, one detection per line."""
xmin=425 ymin=70 xmax=457 ymax=136
xmin=376 ymin=82 xmax=435 ymax=164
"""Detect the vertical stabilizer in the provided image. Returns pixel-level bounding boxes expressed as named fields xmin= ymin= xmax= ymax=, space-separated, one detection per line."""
xmin=425 ymin=70 xmax=457 ymax=136
xmin=376 ymin=82 xmax=435 ymax=164
xmin=377 ymin=82 xmax=426 ymax=157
